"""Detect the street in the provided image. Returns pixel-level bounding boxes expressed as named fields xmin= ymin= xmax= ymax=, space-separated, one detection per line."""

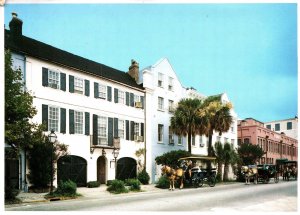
xmin=5 ymin=181 xmax=297 ymax=212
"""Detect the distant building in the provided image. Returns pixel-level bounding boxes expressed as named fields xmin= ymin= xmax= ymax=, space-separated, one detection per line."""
xmin=264 ymin=117 xmax=298 ymax=140
xmin=238 ymin=118 xmax=298 ymax=164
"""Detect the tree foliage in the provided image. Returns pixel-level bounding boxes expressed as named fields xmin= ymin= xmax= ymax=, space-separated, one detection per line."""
xmin=237 ymin=143 xmax=265 ymax=165
xmin=5 ymin=50 xmax=37 ymax=153
xmin=170 ymin=98 xmax=203 ymax=153
xmin=155 ymin=150 xmax=191 ymax=168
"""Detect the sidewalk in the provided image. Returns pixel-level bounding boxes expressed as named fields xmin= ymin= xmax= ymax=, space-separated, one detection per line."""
xmin=14 ymin=184 xmax=161 ymax=204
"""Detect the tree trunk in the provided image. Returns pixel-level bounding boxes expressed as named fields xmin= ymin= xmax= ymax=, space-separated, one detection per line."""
xmin=223 ymin=162 xmax=229 ymax=181
xmin=217 ymin=162 xmax=223 ymax=182
xmin=187 ymin=130 xmax=192 ymax=154
xmin=207 ymin=131 xmax=213 ymax=171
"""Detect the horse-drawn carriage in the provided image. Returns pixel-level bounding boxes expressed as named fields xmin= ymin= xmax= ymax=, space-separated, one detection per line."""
xmin=161 ymin=156 xmax=217 ymax=190
xmin=241 ymin=164 xmax=279 ymax=184
xmin=276 ymin=159 xmax=297 ymax=181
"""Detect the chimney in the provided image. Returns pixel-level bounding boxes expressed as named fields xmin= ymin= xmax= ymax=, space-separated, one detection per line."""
xmin=128 ymin=59 xmax=139 ymax=82
xmin=9 ymin=12 xmax=23 ymax=37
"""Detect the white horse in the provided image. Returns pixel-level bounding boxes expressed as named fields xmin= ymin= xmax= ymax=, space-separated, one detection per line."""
xmin=241 ymin=165 xmax=258 ymax=185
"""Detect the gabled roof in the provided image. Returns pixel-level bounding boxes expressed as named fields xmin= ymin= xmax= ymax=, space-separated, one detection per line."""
xmin=5 ymin=29 xmax=144 ymax=90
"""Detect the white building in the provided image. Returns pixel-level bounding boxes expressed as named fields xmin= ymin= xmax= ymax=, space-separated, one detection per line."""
xmin=264 ymin=117 xmax=298 ymax=140
xmin=141 ymin=58 xmax=238 ymax=182
xmin=5 ymin=13 xmax=146 ymax=190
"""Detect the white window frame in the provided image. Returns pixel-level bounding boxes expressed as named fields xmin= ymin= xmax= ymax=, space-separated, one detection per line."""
xmin=74 ymin=77 xmax=84 ymax=94
xmin=118 ymin=90 xmax=125 ymax=104
xmin=178 ymin=136 xmax=182 ymax=145
xmin=134 ymin=95 xmax=141 ymax=102
xmin=48 ymin=69 xmax=60 ymax=89
xmin=98 ymin=116 xmax=108 ymax=146
xmin=158 ymin=72 xmax=164 ymax=87
xmin=158 ymin=97 xmax=164 ymax=111
xmin=199 ymin=136 xmax=204 ymax=147
xmin=118 ymin=119 xmax=125 ymax=139
xmin=168 ymin=77 xmax=174 ymax=91
xmin=158 ymin=124 xmax=164 ymax=143
xmin=48 ymin=106 xmax=59 ymax=132
xmin=74 ymin=111 xmax=83 ymax=134
xmin=98 ymin=84 xmax=107 ymax=99
xmin=168 ymin=100 xmax=174 ymax=112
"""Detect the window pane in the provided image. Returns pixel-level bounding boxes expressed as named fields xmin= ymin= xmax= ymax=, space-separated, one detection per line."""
xmin=98 ymin=84 xmax=107 ymax=99
xmin=287 ymin=122 xmax=292 ymax=130
xmin=158 ymin=124 xmax=163 ymax=142
xmin=275 ymin=123 xmax=280 ymax=131
xmin=74 ymin=77 xmax=83 ymax=94
xmin=118 ymin=90 xmax=125 ymax=104
xmin=75 ymin=111 xmax=83 ymax=134
xmin=158 ymin=97 xmax=164 ymax=110
xmin=266 ymin=124 xmax=271 ymax=129
xmin=49 ymin=106 xmax=59 ymax=132
xmin=98 ymin=116 xmax=107 ymax=145
xmin=48 ymin=70 xmax=60 ymax=89
xmin=118 ymin=120 xmax=124 ymax=139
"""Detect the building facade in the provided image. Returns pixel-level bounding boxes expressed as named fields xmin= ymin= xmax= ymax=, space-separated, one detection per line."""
xmin=264 ymin=117 xmax=298 ymax=140
xmin=5 ymin=13 xmax=146 ymax=190
xmin=238 ymin=118 xmax=298 ymax=164
xmin=141 ymin=59 xmax=238 ymax=182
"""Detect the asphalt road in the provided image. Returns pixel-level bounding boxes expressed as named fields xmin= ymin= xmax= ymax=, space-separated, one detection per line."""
xmin=5 ymin=180 xmax=297 ymax=212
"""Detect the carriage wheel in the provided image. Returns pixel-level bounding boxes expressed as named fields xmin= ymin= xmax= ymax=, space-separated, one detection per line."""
xmin=193 ymin=179 xmax=203 ymax=188
xmin=264 ymin=175 xmax=269 ymax=184
xmin=208 ymin=176 xmax=216 ymax=187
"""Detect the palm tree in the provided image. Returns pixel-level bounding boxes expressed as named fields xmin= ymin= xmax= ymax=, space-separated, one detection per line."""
xmin=223 ymin=142 xmax=238 ymax=181
xmin=197 ymin=96 xmax=233 ymax=157
xmin=214 ymin=141 xmax=225 ymax=181
xmin=170 ymin=98 xmax=204 ymax=153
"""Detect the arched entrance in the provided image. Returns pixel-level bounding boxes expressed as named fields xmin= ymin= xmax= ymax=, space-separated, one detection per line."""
xmin=57 ymin=155 xmax=87 ymax=187
xmin=97 ymin=156 xmax=106 ymax=184
xmin=116 ymin=157 xmax=137 ymax=180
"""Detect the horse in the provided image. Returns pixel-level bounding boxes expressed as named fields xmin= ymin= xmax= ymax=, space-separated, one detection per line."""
xmin=241 ymin=165 xmax=258 ymax=185
xmin=161 ymin=165 xmax=184 ymax=191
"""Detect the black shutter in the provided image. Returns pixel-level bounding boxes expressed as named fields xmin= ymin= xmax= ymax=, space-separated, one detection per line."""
xmin=60 ymin=108 xmax=66 ymax=134
xmin=114 ymin=118 xmax=118 ymax=138
xmin=130 ymin=93 xmax=134 ymax=107
xmin=42 ymin=104 xmax=48 ymax=131
xmin=69 ymin=109 xmax=75 ymax=134
xmin=141 ymin=123 xmax=144 ymax=137
xmin=107 ymin=86 xmax=112 ymax=102
xmin=85 ymin=80 xmax=90 ymax=96
xmin=126 ymin=120 xmax=129 ymax=140
xmin=108 ymin=117 xmax=113 ymax=146
xmin=85 ymin=112 xmax=90 ymax=135
xmin=93 ymin=114 xmax=98 ymax=145
xmin=141 ymin=96 xmax=145 ymax=109
xmin=126 ymin=92 xmax=129 ymax=106
xmin=69 ymin=75 xmax=74 ymax=93
xmin=114 ymin=88 xmax=118 ymax=103
xmin=130 ymin=121 xmax=135 ymax=141
xmin=94 ymin=82 xmax=99 ymax=98
xmin=42 ymin=67 xmax=48 ymax=87
xmin=60 ymin=73 xmax=66 ymax=91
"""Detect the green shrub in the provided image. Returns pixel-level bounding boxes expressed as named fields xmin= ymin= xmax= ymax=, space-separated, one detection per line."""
xmin=107 ymin=180 xmax=128 ymax=194
xmin=125 ymin=179 xmax=141 ymax=191
xmin=106 ymin=180 xmax=113 ymax=186
xmin=155 ymin=175 xmax=170 ymax=189
xmin=87 ymin=181 xmax=100 ymax=188
xmin=55 ymin=180 xmax=77 ymax=196
xmin=137 ymin=169 xmax=150 ymax=185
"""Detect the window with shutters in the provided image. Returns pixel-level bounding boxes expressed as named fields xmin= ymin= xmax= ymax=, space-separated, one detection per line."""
xmin=158 ymin=124 xmax=164 ymax=143
xmin=75 ymin=111 xmax=83 ymax=134
xmin=98 ymin=116 xmax=108 ymax=145
xmin=74 ymin=77 xmax=84 ymax=94
xmin=48 ymin=70 xmax=60 ymax=89
xmin=118 ymin=90 xmax=125 ymax=104
xmin=49 ymin=106 xmax=59 ymax=132
xmin=118 ymin=119 xmax=125 ymax=139
xmin=98 ymin=84 xmax=107 ymax=99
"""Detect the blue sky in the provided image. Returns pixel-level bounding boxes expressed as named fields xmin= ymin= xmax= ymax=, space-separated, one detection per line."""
xmin=4 ymin=3 xmax=298 ymax=122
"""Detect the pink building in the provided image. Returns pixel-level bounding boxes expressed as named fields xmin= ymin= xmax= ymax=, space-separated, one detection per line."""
xmin=238 ymin=118 xmax=298 ymax=164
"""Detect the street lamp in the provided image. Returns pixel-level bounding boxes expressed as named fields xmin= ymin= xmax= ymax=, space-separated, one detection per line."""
xmin=48 ymin=129 xmax=57 ymax=194
xmin=112 ymin=147 xmax=119 ymax=179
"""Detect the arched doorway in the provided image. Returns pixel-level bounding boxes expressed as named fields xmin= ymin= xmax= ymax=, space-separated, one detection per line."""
xmin=57 ymin=155 xmax=87 ymax=187
xmin=116 ymin=157 xmax=137 ymax=180
xmin=97 ymin=156 xmax=106 ymax=184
